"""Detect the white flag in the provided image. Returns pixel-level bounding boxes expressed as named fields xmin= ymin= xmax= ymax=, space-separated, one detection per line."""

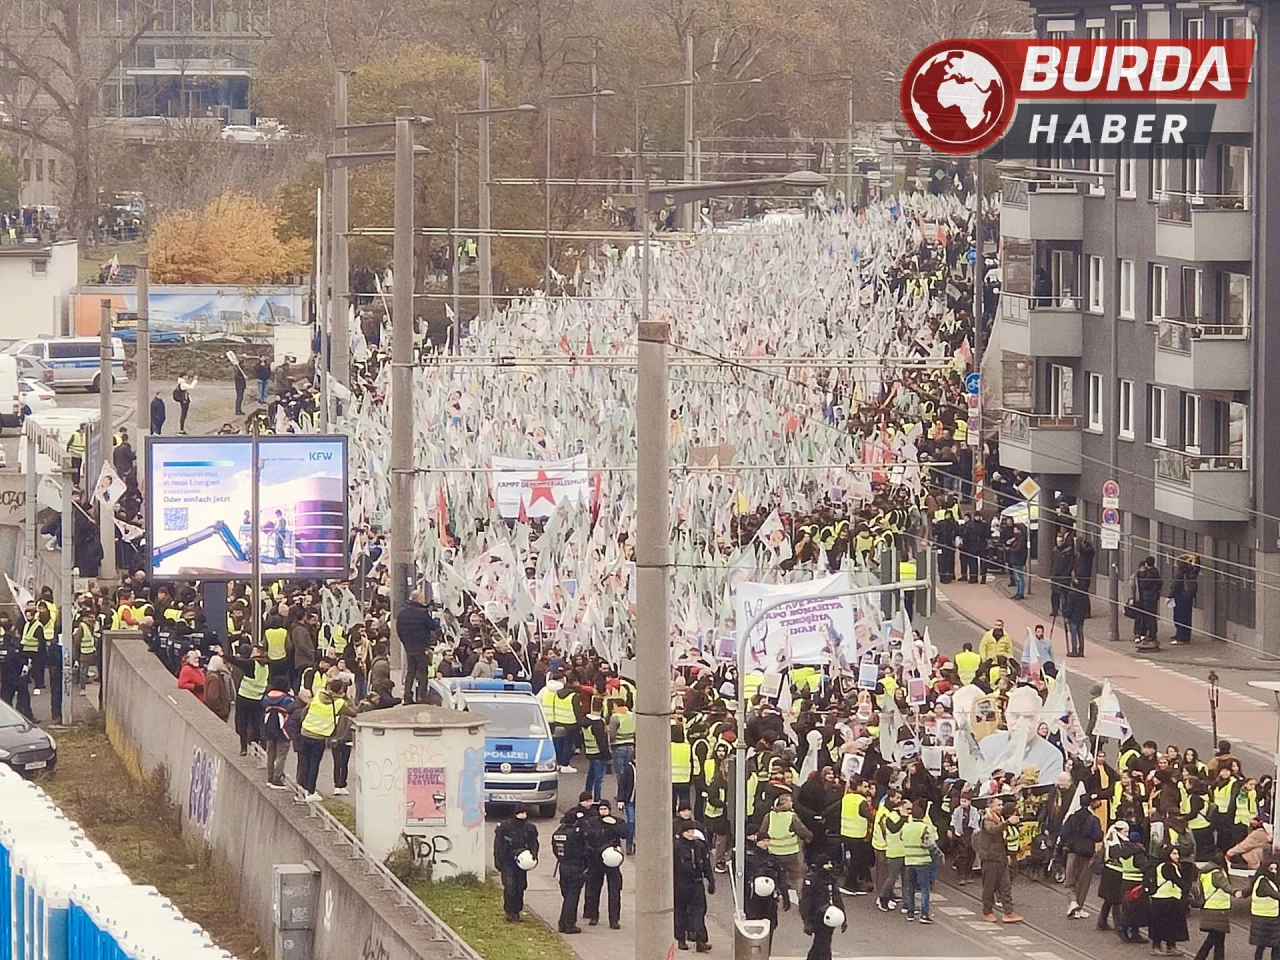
xmin=1094 ymin=679 xmax=1133 ymax=741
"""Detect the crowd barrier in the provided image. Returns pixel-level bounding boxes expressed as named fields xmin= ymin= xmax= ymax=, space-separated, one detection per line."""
xmin=0 ymin=764 xmax=234 ymax=960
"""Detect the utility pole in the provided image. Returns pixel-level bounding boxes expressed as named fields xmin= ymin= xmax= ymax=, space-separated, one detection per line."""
xmin=452 ymin=119 xmax=461 ymax=353
xmin=388 ymin=107 xmax=417 ymax=672
xmin=1108 ymin=167 xmax=1121 ymax=641
xmin=971 ymin=159 xmax=984 ymax=506
xmin=60 ymin=456 xmax=74 ymax=723
xmin=634 ymin=178 xmax=675 ymax=960
xmin=545 ymin=110 xmax=553 ymax=293
xmin=332 ymin=68 xmax=351 ymax=388
xmin=317 ymin=173 xmax=330 ymax=432
xmin=682 ymin=33 xmax=695 ymax=230
xmin=477 ymin=59 xmax=493 ymax=325
xmin=98 ymin=299 xmax=116 ymax=581
xmin=845 ymin=79 xmax=855 ymax=205
xmin=135 ymin=255 xmax=149 ymax=475
xmin=589 ymin=41 xmax=599 ymax=157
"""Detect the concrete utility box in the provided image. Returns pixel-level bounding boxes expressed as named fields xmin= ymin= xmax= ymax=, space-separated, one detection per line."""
xmin=272 ymin=861 xmax=319 ymax=960
xmin=354 ymin=705 xmax=488 ymax=879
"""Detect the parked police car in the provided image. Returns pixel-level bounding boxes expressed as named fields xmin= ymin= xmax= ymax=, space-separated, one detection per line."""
xmin=427 ymin=678 xmax=559 ymax=817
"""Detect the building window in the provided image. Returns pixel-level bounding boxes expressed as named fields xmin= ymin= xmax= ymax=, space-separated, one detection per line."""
xmin=1148 ymin=385 xmax=1167 ymax=445
xmin=46 ymin=159 xmax=55 ymax=182
xmin=1181 ymin=266 xmax=1203 ymax=320
xmin=1150 ymin=264 xmax=1168 ymax=321
xmin=1086 ymin=21 xmax=1105 ymax=40
xmin=1183 ymin=147 xmax=1202 ymax=198
xmin=1220 ymin=272 xmax=1249 ymax=328
xmin=1182 ymin=392 xmax=1201 ymax=452
xmin=1088 ymin=256 xmax=1104 ymax=313
xmin=1119 ymin=260 xmax=1135 ymax=319
xmin=1088 ymin=373 xmax=1103 ymax=431
xmin=1118 ymin=379 xmax=1135 ymax=440
xmin=1214 ymin=541 xmax=1256 ymax=631
xmin=34 ymin=159 xmax=42 ymax=182
xmin=1050 ymin=363 xmax=1074 ymax=417
xmin=1149 ymin=150 xmax=1168 ymax=199
xmin=1119 ymin=16 xmax=1137 ymax=39
xmin=1219 ymin=15 xmax=1249 ymax=40
xmin=1119 ymin=151 xmax=1137 ymax=198
xmin=1219 ymin=145 xmax=1251 ymax=208
xmin=21 ymin=159 xmax=30 ymax=182
xmin=30 ymin=260 xmax=47 ymax=278
xmin=1184 ymin=17 xmax=1204 ymax=41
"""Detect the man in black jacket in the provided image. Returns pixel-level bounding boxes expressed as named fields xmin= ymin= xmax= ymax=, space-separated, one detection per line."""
xmin=582 ymin=800 xmax=627 ymax=929
xmin=494 ymin=804 xmax=539 ymax=922
xmin=395 ymin=589 xmax=437 ymax=703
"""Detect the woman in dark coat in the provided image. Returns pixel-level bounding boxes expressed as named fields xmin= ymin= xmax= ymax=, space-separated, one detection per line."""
xmin=1193 ymin=854 xmax=1233 ymax=960
xmin=1169 ymin=555 xmax=1199 ymax=645
xmin=1148 ymin=848 xmax=1190 ymax=953
xmin=1250 ymin=860 xmax=1280 ymax=959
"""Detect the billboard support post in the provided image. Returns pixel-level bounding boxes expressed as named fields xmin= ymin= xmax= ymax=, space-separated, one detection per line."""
xmin=99 ymin=299 xmax=117 ymax=581
xmin=60 ymin=461 xmax=74 ymax=724
xmin=251 ymin=421 xmax=262 ymax=652
xmin=135 ymin=255 xmax=149 ymax=476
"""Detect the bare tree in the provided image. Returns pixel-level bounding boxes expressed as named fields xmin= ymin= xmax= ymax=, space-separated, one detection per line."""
xmin=0 ymin=0 xmax=157 ymax=238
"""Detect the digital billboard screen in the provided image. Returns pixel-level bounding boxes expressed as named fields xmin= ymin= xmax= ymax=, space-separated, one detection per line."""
xmin=146 ymin=435 xmax=349 ymax=580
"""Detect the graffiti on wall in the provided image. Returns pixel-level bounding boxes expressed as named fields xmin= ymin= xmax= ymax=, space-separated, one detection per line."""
xmin=188 ymin=745 xmax=220 ymax=837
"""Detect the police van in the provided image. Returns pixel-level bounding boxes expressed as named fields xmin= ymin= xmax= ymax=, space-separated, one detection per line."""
xmin=428 ymin=678 xmax=559 ymax=817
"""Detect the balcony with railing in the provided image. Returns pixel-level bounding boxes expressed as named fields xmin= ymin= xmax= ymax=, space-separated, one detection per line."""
xmin=1152 ymin=318 xmax=1250 ymax=391
xmin=1000 ymin=178 xmax=1084 ymax=242
xmin=998 ymin=410 xmax=1081 ymax=475
xmin=1155 ymin=193 xmax=1251 ymax=262
xmin=1153 ymin=448 xmax=1250 ymax=522
xmin=998 ymin=292 xmax=1083 ymax=357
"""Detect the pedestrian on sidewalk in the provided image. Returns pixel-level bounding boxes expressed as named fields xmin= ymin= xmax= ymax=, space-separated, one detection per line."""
xmin=949 ymin=791 xmax=981 ymax=885
xmin=799 ymin=854 xmax=844 ymax=960
xmin=174 ymin=372 xmax=197 ymax=434
xmin=1061 ymin=801 xmax=1102 ymax=918
xmin=329 ymin=678 xmax=354 ymax=796
xmin=1149 ymin=847 xmax=1191 ymax=955
xmin=1008 ymin=523 xmax=1029 ymax=600
xmin=261 ymin=677 xmax=295 ymax=789
xmin=674 ymin=819 xmax=715 ymax=952
xmin=555 ymin=796 xmax=592 ymax=934
xmin=254 ymin=355 xmax=271 ymax=404
xmin=231 ymin=356 xmax=247 ymax=415
xmin=744 ymin=829 xmax=790 ymax=955
xmin=583 ymin=800 xmax=626 ymax=929
xmin=1250 ymin=860 xmax=1280 ymax=960
xmin=1064 ymin=580 xmax=1089 ymax=657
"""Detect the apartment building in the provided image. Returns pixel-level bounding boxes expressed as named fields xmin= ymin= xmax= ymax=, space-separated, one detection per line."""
xmin=993 ymin=0 xmax=1279 ymax=649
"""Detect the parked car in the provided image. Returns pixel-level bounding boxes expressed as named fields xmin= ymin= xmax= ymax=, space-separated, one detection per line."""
xmin=13 ymin=355 xmax=53 ymax=385
xmin=220 ymin=124 xmax=268 ymax=143
xmin=19 ymin=377 xmax=56 ymax=415
xmin=5 ymin=337 xmax=128 ymax=391
xmin=0 ymin=700 xmax=57 ymax=776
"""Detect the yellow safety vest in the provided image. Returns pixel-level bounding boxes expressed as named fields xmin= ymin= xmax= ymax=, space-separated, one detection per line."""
xmin=67 ymin=431 xmax=85 ymax=457
xmin=310 ymin=670 xmax=327 ymax=699
xmin=743 ymin=673 xmax=764 ymax=702
xmin=582 ymin=725 xmax=602 ymax=757
xmin=301 ymin=696 xmax=345 ymax=738
xmin=884 ymin=812 xmax=906 ymax=859
xmin=1201 ymin=873 xmax=1231 ymax=911
xmin=1152 ymin=867 xmax=1183 ymax=899
xmin=1004 ymin=823 xmax=1020 ymax=853
xmin=1254 ymin=877 xmax=1280 ymax=918
xmin=264 ymin=627 xmax=288 ymax=661
xmin=766 ymin=811 xmax=800 ymax=856
xmin=953 ymin=419 xmax=968 ymax=442
xmin=551 ymin=693 xmax=578 ymax=726
xmin=132 ymin=603 xmax=150 ymax=624
xmin=1188 ymin=795 xmax=1211 ymax=831
xmin=1235 ymin=788 xmax=1258 ymax=825
xmin=1117 ymin=749 xmax=1138 ymax=774
xmin=901 ymin=818 xmax=933 ymax=866
xmin=1213 ymin=781 xmax=1237 ymax=814
xmin=791 ymin=666 xmax=820 ymax=693
xmin=871 ymin=805 xmax=890 ymax=851
xmin=539 ymin=687 xmax=557 ymax=725
xmin=21 ymin=620 xmax=45 ymax=652
xmin=238 ymin=661 xmax=269 ymax=700
xmin=78 ymin=622 xmax=95 ymax=655
xmin=1119 ymin=855 xmax=1145 ymax=882
xmin=612 ymin=710 xmax=635 ymax=744
xmin=1178 ymin=782 xmax=1191 ymax=816
xmin=841 ymin=794 xmax=870 ymax=839
xmin=955 ymin=650 xmax=980 ymax=685
xmin=671 ymin=742 xmax=692 ymax=784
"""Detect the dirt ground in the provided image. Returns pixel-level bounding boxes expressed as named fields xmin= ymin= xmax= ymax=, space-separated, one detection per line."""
xmin=37 ymin=721 xmax=264 ymax=958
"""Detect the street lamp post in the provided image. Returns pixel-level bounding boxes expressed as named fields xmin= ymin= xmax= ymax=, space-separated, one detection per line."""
xmin=805 ymin=74 xmax=856 ymax=203
xmin=452 ymin=104 xmax=536 ymax=351
xmin=544 ymin=90 xmax=615 ymax=294
xmin=634 ymin=168 xmax=826 ymax=960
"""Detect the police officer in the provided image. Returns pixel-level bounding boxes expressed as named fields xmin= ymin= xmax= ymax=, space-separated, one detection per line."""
xmin=20 ymin=603 xmax=47 ymax=694
xmin=583 ymin=800 xmax=626 ymax=929
xmin=674 ymin=820 xmax=715 ymax=951
xmin=494 ymin=803 xmax=539 ymax=922
xmin=800 ymin=853 xmax=845 ymax=960
xmin=556 ymin=791 xmax=593 ymax=934
xmin=0 ymin=628 xmax=31 ymax=719
xmin=744 ymin=828 xmax=790 ymax=955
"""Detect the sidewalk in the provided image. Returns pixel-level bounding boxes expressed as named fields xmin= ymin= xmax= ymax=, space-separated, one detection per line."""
xmin=939 ymin=580 xmax=1279 ymax=756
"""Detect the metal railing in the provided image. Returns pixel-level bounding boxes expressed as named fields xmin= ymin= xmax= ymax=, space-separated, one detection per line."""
xmin=1000 ymin=291 xmax=1083 ymax=323
xmin=1156 ymin=192 xmax=1250 ymax=224
xmin=246 ymin=742 xmax=483 ymax=960
xmin=1154 ymin=448 xmax=1248 ymax=485
xmin=1001 ymin=177 xmax=1083 ymax=207
xmin=1154 ymin=317 xmax=1249 ymax=353
xmin=1000 ymin=409 xmax=1079 ymax=442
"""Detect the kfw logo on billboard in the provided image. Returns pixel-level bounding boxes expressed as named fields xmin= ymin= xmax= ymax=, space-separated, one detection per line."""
xmin=898 ymin=38 xmax=1254 ymax=158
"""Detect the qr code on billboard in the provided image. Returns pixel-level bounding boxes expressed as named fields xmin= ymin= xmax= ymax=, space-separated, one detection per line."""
xmin=163 ymin=507 xmax=189 ymax=531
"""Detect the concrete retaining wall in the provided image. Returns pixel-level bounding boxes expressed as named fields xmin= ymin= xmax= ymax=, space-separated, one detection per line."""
xmin=102 ymin=632 xmax=453 ymax=960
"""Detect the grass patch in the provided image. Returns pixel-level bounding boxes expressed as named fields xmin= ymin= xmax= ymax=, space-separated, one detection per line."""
xmin=411 ymin=874 xmax=578 ymax=960
xmin=37 ymin=724 xmax=263 ymax=958
xmin=80 ymin=240 xmax=146 ymax=283
xmin=322 ymin=798 xmax=356 ymax=833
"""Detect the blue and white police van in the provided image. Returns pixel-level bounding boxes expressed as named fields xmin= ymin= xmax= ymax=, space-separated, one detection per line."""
xmin=427 ymin=678 xmax=560 ymax=817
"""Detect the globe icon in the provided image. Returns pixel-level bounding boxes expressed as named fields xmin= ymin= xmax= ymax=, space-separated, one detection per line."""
xmin=907 ymin=49 xmax=1006 ymax=150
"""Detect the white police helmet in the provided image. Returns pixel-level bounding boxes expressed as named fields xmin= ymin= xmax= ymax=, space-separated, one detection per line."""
xmin=823 ymin=905 xmax=845 ymax=928
xmin=602 ymin=846 xmax=624 ymax=868
xmin=516 ymin=849 xmax=537 ymax=871
xmin=752 ymin=875 xmax=776 ymax=898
